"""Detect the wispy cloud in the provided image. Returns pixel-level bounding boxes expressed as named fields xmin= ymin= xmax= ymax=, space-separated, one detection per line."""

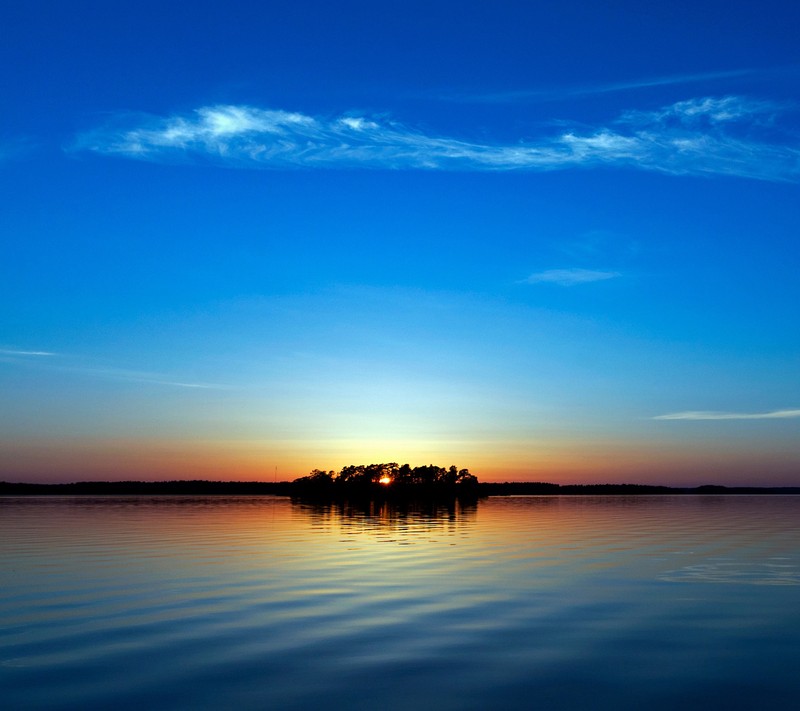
xmin=84 ymin=367 xmax=226 ymax=389
xmin=157 ymin=381 xmax=222 ymax=389
xmin=0 ymin=349 xmax=225 ymax=389
xmin=654 ymin=409 xmax=800 ymax=421
xmin=0 ymin=348 xmax=56 ymax=357
xmin=522 ymin=268 xmax=621 ymax=286
xmin=450 ymin=69 xmax=755 ymax=104
xmin=618 ymin=95 xmax=779 ymax=127
xmin=75 ymin=96 xmax=800 ymax=182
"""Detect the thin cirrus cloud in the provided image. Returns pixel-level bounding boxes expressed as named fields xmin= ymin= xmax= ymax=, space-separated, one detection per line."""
xmin=0 ymin=348 xmax=223 ymax=389
xmin=0 ymin=348 xmax=56 ymax=357
xmin=74 ymin=95 xmax=800 ymax=181
xmin=57 ymin=364 xmax=227 ymax=390
xmin=654 ymin=409 xmax=800 ymax=421
xmin=448 ymin=68 xmax=756 ymax=104
xmin=85 ymin=367 xmax=226 ymax=389
xmin=522 ymin=268 xmax=621 ymax=286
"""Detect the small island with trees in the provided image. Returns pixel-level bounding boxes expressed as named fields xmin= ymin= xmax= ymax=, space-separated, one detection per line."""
xmin=290 ymin=462 xmax=479 ymax=501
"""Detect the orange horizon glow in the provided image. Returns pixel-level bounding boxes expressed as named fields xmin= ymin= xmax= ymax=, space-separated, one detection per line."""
xmin=2 ymin=433 xmax=800 ymax=488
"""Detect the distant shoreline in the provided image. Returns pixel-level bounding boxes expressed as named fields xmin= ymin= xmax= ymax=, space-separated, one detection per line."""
xmin=1 ymin=480 xmax=799 ymax=496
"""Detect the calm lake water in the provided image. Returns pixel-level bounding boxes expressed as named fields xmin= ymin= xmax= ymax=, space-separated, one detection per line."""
xmin=2 ymin=495 xmax=800 ymax=710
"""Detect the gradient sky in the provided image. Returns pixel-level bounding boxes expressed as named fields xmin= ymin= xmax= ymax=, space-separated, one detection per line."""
xmin=2 ymin=1 xmax=799 ymax=485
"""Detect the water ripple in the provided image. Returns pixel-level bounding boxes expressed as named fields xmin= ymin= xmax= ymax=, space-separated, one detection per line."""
xmin=2 ymin=495 xmax=800 ymax=710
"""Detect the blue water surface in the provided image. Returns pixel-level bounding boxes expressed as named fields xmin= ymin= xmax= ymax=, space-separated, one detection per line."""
xmin=2 ymin=495 xmax=799 ymax=710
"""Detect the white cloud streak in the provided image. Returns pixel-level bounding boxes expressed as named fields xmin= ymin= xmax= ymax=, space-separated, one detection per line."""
xmin=49 ymin=363 xmax=228 ymax=389
xmin=85 ymin=367 xmax=226 ymax=389
xmin=522 ymin=268 xmax=621 ymax=286
xmin=654 ymin=409 xmax=800 ymax=421
xmin=0 ymin=349 xmax=225 ymax=389
xmin=0 ymin=348 xmax=56 ymax=357
xmin=75 ymin=96 xmax=800 ymax=182
xmin=452 ymin=69 xmax=755 ymax=104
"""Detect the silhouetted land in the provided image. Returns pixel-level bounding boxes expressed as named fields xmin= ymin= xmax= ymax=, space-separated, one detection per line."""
xmin=0 ymin=480 xmax=295 ymax=496
xmin=2 ymin=480 xmax=799 ymax=496
xmin=290 ymin=463 xmax=480 ymax=502
xmin=479 ymin=482 xmax=800 ymax=495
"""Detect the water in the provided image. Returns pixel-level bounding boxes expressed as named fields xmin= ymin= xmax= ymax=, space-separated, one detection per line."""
xmin=2 ymin=495 xmax=799 ymax=710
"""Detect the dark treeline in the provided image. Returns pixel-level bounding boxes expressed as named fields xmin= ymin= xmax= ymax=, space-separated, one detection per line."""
xmin=0 ymin=480 xmax=294 ymax=496
xmin=2 ymin=479 xmax=799 ymax=497
xmin=291 ymin=463 xmax=479 ymax=501
xmin=480 ymin=482 xmax=800 ymax=495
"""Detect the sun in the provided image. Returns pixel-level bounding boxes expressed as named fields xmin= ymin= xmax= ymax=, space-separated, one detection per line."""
xmin=378 ymin=476 xmax=393 ymax=485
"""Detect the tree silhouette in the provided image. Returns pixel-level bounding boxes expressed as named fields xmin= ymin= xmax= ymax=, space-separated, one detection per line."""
xmin=291 ymin=462 xmax=479 ymax=500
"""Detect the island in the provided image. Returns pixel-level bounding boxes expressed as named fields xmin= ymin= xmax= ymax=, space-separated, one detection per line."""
xmin=290 ymin=462 xmax=479 ymax=501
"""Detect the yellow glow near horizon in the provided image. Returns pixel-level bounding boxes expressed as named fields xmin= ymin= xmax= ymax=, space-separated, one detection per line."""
xmin=4 ymin=433 xmax=800 ymax=488
xmin=378 ymin=476 xmax=392 ymax=485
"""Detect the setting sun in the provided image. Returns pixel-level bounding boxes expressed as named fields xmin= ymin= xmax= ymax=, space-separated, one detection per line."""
xmin=378 ymin=476 xmax=392 ymax=485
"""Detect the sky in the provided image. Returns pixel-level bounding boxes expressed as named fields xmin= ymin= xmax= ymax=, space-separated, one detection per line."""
xmin=1 ymin=0 xmax=799 ymax=485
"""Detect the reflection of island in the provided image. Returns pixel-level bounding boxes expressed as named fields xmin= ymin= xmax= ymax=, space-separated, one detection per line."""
xmin=292 ymin=496 xmax=479 ymax=536
xmin=290 ymin=463 xmax=480 ymax=502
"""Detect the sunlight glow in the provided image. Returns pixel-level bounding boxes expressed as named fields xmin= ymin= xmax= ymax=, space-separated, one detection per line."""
xmin=378 ymin=476 xmax=393 ymax=485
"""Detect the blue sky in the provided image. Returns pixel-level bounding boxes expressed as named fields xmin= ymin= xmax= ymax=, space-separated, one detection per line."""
xmin=2 ymin=1 xmax=799 ymax=484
